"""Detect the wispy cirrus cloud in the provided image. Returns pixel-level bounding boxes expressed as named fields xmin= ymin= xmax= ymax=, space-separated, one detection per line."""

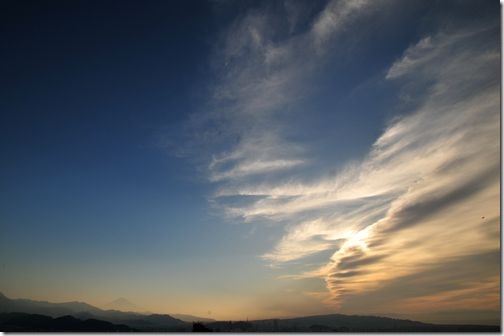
xmin=179 ymin=0 xmax=380 ymax=187
xmin=260 ymin=25 xmax=499 ymax=312
xmin=180 ymin=0 xmax=499 ymax=320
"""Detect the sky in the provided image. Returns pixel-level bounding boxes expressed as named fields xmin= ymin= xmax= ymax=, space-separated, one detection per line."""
xmin=0 ymin=0 xmax=500 ymax=325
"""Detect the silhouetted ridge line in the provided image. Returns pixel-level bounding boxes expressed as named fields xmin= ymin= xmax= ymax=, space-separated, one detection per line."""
xmin=0 ymin=312 xmax=135 ymax=332
xmin=0 ymin=293 xmax=499 ymax=332
xmin=0 ymin=292 xmax=189 ymax=331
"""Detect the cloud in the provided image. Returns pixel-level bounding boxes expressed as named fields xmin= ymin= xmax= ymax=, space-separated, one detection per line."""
xmin=311 ymin=0 xmax=371 ymax=48
xmin=179 ymin=0 xmax=499 ymax=319
xmin=208 ymin=134 xmax=306 ymax=182
xmin=217 ymin=20 xmax=498 ymax=313
xmin=177 ymin=0 xmax=377 ymax=188
xmin=316 ymin=26 xmax=499 ymax=310
xmin=337 ymin=251 xmax=500 ymax=317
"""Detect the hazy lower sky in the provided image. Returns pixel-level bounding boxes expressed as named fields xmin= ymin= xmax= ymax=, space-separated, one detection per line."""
xmin=0 ymin=0 xmax=500 ymax=324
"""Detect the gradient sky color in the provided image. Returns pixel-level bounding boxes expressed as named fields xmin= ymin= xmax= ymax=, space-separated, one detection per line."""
xmin=0 ymin=0 xmax=500 ymax=324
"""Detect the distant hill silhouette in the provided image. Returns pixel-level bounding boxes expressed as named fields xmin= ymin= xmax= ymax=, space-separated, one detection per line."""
xmin=173 ymin=313 xmax=215 ymax=323
xmin=0 ymin=291 xmax=103 ymax=317
xmin=104 ymin=297 xmax=142 ymax=312
xmin=0 ymin=312 xmax=135 ymax=332
xmin=0 ymin=292 xmax=499 ymax=332
xmin=0 ymin=292 xmax=188 ymax=331
xmin=118 ymin=313 xmax=189 ymax=332
xmin=204 ymin=314 xmax=500 ymax=332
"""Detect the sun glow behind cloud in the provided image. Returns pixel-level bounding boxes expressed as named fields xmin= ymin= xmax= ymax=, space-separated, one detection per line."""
xmin=178 ymin=0 xmax=499 ymax=320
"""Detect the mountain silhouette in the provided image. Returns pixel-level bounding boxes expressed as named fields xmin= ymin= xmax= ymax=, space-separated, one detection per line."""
xmin=172 ymin=313 xmax=215 ymax=323
xmin=0 ymin=292 xmax=188 ymax=331
xmin=0 ymin=292 xmax=499 ymax=332
xmin=0 ymin=312 xmax=135 ymax=332
xmin=204 ymin=314 xmax=500 ymax=332
xmin=0 ymin=291 xmax=103 ymax=317
xmin=104 ymin=297 xmax=142 ymax=312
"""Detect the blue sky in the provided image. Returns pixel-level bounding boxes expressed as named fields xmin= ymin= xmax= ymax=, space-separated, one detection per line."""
xmin=0 ymin=0 xmax=500 ymax=324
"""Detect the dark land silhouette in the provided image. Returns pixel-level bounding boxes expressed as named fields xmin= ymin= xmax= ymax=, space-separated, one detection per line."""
xmin=0 ymin=312 xmax=135 ymax=332
xmin=0 ymin=292 xmax=499 ymax=332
